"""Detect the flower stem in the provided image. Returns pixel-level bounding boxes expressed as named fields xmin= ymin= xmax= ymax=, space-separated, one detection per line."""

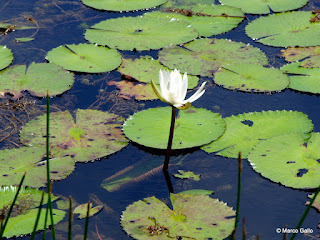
xmin=163 ymin=106 xmax=177 ymax=172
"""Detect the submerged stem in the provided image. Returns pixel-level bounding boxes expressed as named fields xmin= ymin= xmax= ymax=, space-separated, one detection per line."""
xmin=163 ymin=106 xmax=177 ymax=172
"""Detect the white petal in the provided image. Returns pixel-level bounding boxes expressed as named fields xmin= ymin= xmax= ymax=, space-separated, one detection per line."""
xmin=184 ymin=82 xmax=206 ymax=103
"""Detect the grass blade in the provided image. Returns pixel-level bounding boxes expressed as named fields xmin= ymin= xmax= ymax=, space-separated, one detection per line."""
xmin=30 ymin=191 xmax=45 ymax=240
xmin=68 ymin=196 xmax=73 ymax=240
xmin=83 ymin=201 xmax=91 ymax=240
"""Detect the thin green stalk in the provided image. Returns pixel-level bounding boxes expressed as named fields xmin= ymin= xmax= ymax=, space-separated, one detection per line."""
xmin=235 ymin=152 xmax=242 ymax=229
xmin=45 ymin=92 xmax=56 ymax=240
xmin=30 ymin=192 xmax=45 ymax=240
xmin=0 ymin=173 xmax=26 ymax=239
xmin=289 ymin=184 xmax=320 ymax=240
xmin=68 ymin=196 xmax=73 ymax=240
xmin=163 ymin=106 xmax=177 ymax=172
xmin=83 ymin=201 xmax=91 ymax=240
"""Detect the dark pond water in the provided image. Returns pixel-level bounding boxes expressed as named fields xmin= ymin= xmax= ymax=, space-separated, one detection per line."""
xmin=1 ymin=0 xmax=320 ymax=239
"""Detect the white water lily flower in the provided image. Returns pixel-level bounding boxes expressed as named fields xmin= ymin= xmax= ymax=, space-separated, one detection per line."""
xmin=151 ymin=69 xmax=206 ymax=110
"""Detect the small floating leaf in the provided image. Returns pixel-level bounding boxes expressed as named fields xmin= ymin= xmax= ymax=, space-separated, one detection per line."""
xmin=173 ymin=170 xmax=200 ymax=181
xmin=46 ymin=43 xmax=122 ymax=73
xmin=0 ymin=147 xmax=75 ymax=187
xmin=0 ymin=186 xmax=65 ymax=238
xmin=214 ymin=63 xmax=289 ymax=93
xmin=84 ymin=16 xmax=198 ymax=51
xmin=246 ymin=11 xmax=320 ymax=47
xmin=0 ymin=62 xmax=74 ymax=99
xmin=179 ymin=189 xmax=214 ymax=195
xmin=248 ymin=133 xmax=320 ymax=189
xmin=15 ymin=37 xmax=34 ymax=42
xmin=20 ymin=109 xmax=128 ymax=162
xmin=81 ymin=0 xmax=167 ymax=11
xmin=281 ymin=46 xmax=320 ymax=68
xmin=202 ymin=110 xmax=313 ymax=158
xmin=74 ymin=203 xmax=103 ymax=219
xmin=123 ymin=107 xmax=225 ymax=149
xmin=219 ymin=0 xmax=308 ymax=14
xmin=306 ymin=193 xmax=320 ymax=211
xmin=159 ymin=38 xmax=268 ymax=76
xmin=0 ymin=46 xmax=13 ymax=70
xmin=145 ymin=3 xmax=244 ymax=37
xmin=281 ymin=62 xmax=320 ymax=94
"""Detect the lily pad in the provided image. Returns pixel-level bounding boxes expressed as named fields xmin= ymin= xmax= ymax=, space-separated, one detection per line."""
xmin=108 ymin=80 xmax=157 ymax=100
xmin=121 ymin=193 xmax=235 ymax=240
xmin=307 ymin=193 xmax=320 ymax=211
xmin=81 ymin=0 xmax=167 ymax=11
xmin=0 ymin=186 xmax=65 ymax=238
xmin=214 ymin=64 xmax=289 ymax=93
xmin=123 ymin=107 xmax=225 ymax=149
xmin=158 ymin=38 xmax=268 ymax=76
xmin=74 ymin=203 xmax=103 ymax=219
xmin=118 ymin=57 xmax=199 ymax=88
xmin=281 ymin=46 xmax=320 ymax=68
xmin=0 ymin=147 xmax=75 ymax=187
xmin=15 ymin=37 xmax=34 ymax=42
xmin=218 ymin=0 xmax=308 ymax=14
xmin=248 ymin=133 xmax=320 ymax=189
xmin=245 ymin=11 xmax=320 ymax=47
xmin=84 ymin=16 xmax=198 ymax=51
xmin=201 ymin=110 xmax=313 ymax=158
xmin=179 ymin=189 xmax=214 ymax=195
xmin=0 ymin=62 xmax=74 ymax=99
xmin=173 ymin=170 xmax=200 ymax=181
xmin=20 ymin=109 xmax=128 ymax=162
xmin=46 ymin=43 xmax=122 ymax=73
xmin=281 ymin=62 xmax=320 ymax=94
xmin=145 ymin=3 xmax=245 ymax=37
xmin=0 ymin=46 xmax=13 ymax=70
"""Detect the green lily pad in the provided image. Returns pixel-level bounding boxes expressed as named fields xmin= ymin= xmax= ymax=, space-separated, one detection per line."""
xmin=281 ymin=62 xmax=320 ymax=94
xmin=84 ymin=16 xmax=198 ymax=51
xmin=219 ymin=0 xmax=308 ymax=14
xmin=158 ymin=38 xmax=268 ymax=76
xmin=74 ymin=203 xmax=103 ymax=219
xmin=201 ymin=110 xmax=313 ymax=158
xmin=281 ymin=46 xmax=320 ymax=68
xmin=0 ymin=46 xmax=13 ymax=70
xmin=0 ymin=147 xmax=75 ymax=187
xmin=145 ymin=3 xmax=245 ymax=37
xmin=15 ymin=37 xmax=34 ymax=42
xmin=46 ymin=43 xmax=122 ymax=73
xmin=214 ymin=64 xmax=289 ymax=93
xmin=20 ymin=109 xmax=128 ymax=162
xmin=307 ymin=193 xmax=320 ymax=211
xmin=121 ymin=193 xmax=235 ymax=240
xmin=81 ymin=0 xmax=167 ymax=11
xmin=123 ymin=107 xmax=226 ymax=150
xmin=0 ymin=23 xmax=36 ymax=31
xmin=0 ymin=62 xmax=74 ymax=99
xmin=173 ymin=170 xmax=200 ymax=181
xmin=245 ymin=11 xmax=320 ymax=47
xmin=179 ymin=189 xmax=214 ymax=195
xmin=0 ymin=186 xmax=65 ymax=238
xmin=248 ymin=133 xmax=320 ymax=189
xmin=118 ymin=57 xmax=199 ymax=89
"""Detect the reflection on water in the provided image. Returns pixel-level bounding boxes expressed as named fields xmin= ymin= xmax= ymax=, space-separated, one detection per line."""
xmin=0 ymin=0 xmax=320 ymax=239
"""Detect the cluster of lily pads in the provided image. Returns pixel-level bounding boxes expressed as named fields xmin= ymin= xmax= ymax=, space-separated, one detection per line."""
xmin=0 ymin=0 xmax=320 ymax=239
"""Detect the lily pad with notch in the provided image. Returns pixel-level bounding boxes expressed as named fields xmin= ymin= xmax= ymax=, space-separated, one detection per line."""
xmin=218 ymin=0 xmax=308 ymax=14
xmin=20 ymin=109 xmax=128 ymax=162
xmin=0 ymin=46 xmax=13 ymax=70
xmin=214 ymin=63 xmax=289 ymax=93
xmin=123 ymin=106 xmax=225 ymax=149
xmin=281 ymin=46 xmax=320 ymax=68
xmin=173 ymin=170 xmax=200 ymax=181
xmin=145 ymin=3 xmax=245 ymax=37
xmin=81 ymin=0 xmax=168 ymax=11
xmin=0 ymin=62 xmax=74 ymax=99
xmin=158 ymin=38 xmax=268 ymax=76
xmin=201 ymin=110 xmax=313 ymax=158
xmin=46 ymin=43 xmax=122 ymax=73
xmin=0 ymin=186 xmax=65 ymax=238
xmin=281 ymin=62 xmax=320 ymax=94
xmin=121 ymin=193 xmax=235 ymax=240
xmin=0 ymin=147 xmax=75 ymax=187
xmin=84 ymin=16 xmax=198 ymax=51
xmin=245 ymin=11 xmax=320 ymax=47
xmin=74 ymin=203 xmax=103 ymax=219
xmin=248 ymin=133 xmax=320 ymax=189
